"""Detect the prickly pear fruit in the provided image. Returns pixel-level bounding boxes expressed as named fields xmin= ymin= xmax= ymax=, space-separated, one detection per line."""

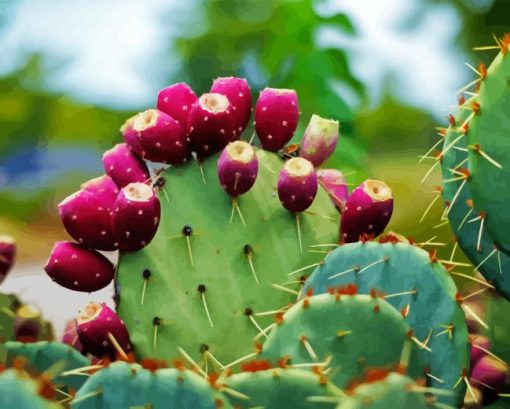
xmin=0 ymin=235 xmax=16 ymax=284
xmin=316 ymin=169 xmax=349 ymax=212
xmin=211 ymin=76 xmax=252 ymax=137
xmin=44 ymin=242 xmax=115 ymax=292
xmin=341 ymin=180 xmax=393 ymax=242
xmin=471 ymin=355 xmax=509 ymax=404
xmin=277 ymin=157 xmax=318 ymax=212
xmin=300 ymin=114 xmax=339 ymax=166
xmin=187 ymin=93 xmax=234 ymax=160
xmin=102 ymin=143 xmax=150 ymax=187
xmin=81 ymin=175 xmax=119 ymax=208
xmin=58 ymin=189 xmax=117 ymax=251
xmin=112 ymin=182 xmax=161 ymax=252
xmin=470 ymin=335 xmax=491 ymax=368
xmin=76 ymin=302 xmax=131 ymax=358
xmin=157 ymin=82 xmax=198 ymax=127
xmin=217 ymin=141 xmax=258 ymax=197
xmin=135 ymin=109 xmax=189 ymax=165
xmin=255 ymin=88 xmax=299 ymax=151
xmin=62 ymin=319 xmax=83 ymax=353
xmin=120 ymin=114 xmax=143 ymax=156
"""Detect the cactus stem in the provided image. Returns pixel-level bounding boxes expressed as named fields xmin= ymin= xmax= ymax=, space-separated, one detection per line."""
xmin=384 ymin=289 xmax=417 ymax=299
xmin=420 ymin=192 xmax=441 ymax=223
xmin=177 ymin=346 xmax=207 ymax=377
xmin=107 ymin=332 xmax=129 ymax=360
xmin=472 ymin=247 xmax=498 ymax=273
xmin=296 ymin=213 xmax=303 ymax=253
xmin=271 ymin=284 xmax=299 ymax=296
xmin=224 ymin=352 xmax=258 ymax=370
xmin=288 ymin=261 xmax=324 ymax=277
xmin=462 ymin=304 xmax=489 ymax=329
xmin=300 ymin=335 xmax=319 ymax=361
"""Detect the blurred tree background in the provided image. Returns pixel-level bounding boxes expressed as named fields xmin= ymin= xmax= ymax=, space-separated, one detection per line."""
xmin=0 ymin=0 xmax=509 ymax=266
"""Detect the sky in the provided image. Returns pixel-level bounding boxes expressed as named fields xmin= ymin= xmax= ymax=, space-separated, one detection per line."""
xmin=0 ymin=0 xmax=469 ymax=116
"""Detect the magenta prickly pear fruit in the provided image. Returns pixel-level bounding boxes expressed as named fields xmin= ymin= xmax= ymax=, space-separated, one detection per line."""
xmin=341 ymin=180 xmax=393 ymax=243
xmin=59 ymin=188 xmax=117 ymax=251
xmin=300 ymin=114 xmax=339 ymax=166
xmin=217 ymin=141 xmax=258 ymax=197
xmin=102 ymin=143 xmax=150 ymax=187
xmin=0 ymin=235 xmax=16 ymax=284
xmin=470 ymin=335 xmax=491 ymax=367
xmin=316 ymin=169 xmax=349 ymax=212
xmin=120 ymin=114 xmax=143 ymax=156
xmin=211 ymin=76 xmax=252 ymax=137
xmin=255 ymin=87 xmax=299 ymax=151
xmin=187 ymin=93 xmax=234 ymax=160
xmin=157 ymin=82 xmax=198 ymax=127
xmin=471 ymin=355 xmax=509 ymax=404
xmin=113 ymin=182 xmax=161 ymax=252
xmin=134 ymin=109 xmax=189 ymax=165
xmin=277 ymin=157 xmax=318 ymax=213
xmin=62 ymin=319 xmax=83 ymax=352
xmin=81 ymin=175 xmax=119 ymax=210
xmin=44 ymin=241 xmax=115 ymax=292
xmin=76 ymin=302 xmax=131 ymax=358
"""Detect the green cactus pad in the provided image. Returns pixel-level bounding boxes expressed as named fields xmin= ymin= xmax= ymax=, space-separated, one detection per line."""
xmin=301 ymin=241 xmax=469 ymax=407
xmin=225 ymin=368 xmax=339 ymax=409
xmin=0 ymin=292 xmax=53 ymax=343
xmin=71 ymin=361 xmax=232 ymax=409
xmin=3 ymin=341 xmax=89 ymax=392
xmin=465 ymin=48 xmax=510 ymax=255
xmin=116 ymin=149 xmax=338 ymax=364
xmin=261 ymin=294 xmax=421 ymax=386
xmin=440 ymin=99 xmax=510 ymax=300
xmin=0 ymin=368 xmax=63 ymax=409
xmin=338 ymin=372 xmax=435 ymax=409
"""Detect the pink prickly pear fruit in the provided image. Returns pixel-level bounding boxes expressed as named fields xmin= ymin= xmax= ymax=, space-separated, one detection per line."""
xmin=76 ymin=302 xmax=131 ymax=359
xmin=15 ymin=305 xmax=44 ymax=342
xmin=135 ymin=109 xmax=190 ymax=165
xmin=470 ymin=335 xmax=491 ymax=368
xmin=277 ymin=157 xmax=318 ymax=213
xmin=255 ymin=88 xmax=299 ymax=151
xmin=187 ymin=93 xmax=234 ymax=160
xmin=120 ymin=114 xmax=143 ymax=156
xmin=157 ymin=82 xmax=198 ymax=127
xmin=113 ymin=182 xmax=161 ymax=252
xmin=81 ymin=175 xmax=119 ymax=211
xmin=341 ymin=180 xmax=393 ymax=243
xmin=0 ymin=235 xmax=16 ymax=284
xmin=102 ymin=143 xmax=150 ymax=188
xmin=471 ymin=355 xmax=509 ymax=404
xmin=300 ymin=114 xmax=339 ymax=167
xmin=217 ymin=141 xmax=258 ymax=197
xmin=316 ymin=169 xmax=349 ymax=212
xmin=62 ymin=319 xmax=83 ymax=352
xmin=59 ymin=188 xmax=117 ymax=251
xmin=211 ymin=77 xmax=252 ymax=138
xmin=44 ymin=241 xmax=115 ymax=292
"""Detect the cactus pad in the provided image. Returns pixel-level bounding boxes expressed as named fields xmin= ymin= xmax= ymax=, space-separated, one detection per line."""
xmin=71 ymin=361 xmax=232 ymax=409
xmin=302 ymin=241 xmax=469 ymax=407
xmin=116 ymin=149 xmax=338 ymax=364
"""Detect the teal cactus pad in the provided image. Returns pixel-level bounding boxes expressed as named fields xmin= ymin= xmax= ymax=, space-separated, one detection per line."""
xmin=465 ymin=48 xmax=510 ymax=254
xmin=0 ymin=368 xmax=62 ymax=409
xmin=3 ymin=341 xmax=89 ymax=392
xmin=440 ymin=99 xmax=510 ymax=300
xmin=72 ymin=361 xmax=232 ymax=409
xmin=301 ymin=241 xmax=469 ymax=407
xmin=225 ymin=368 xmax=338 ymax=409
xmin=339 ymin=372 xmax=435 ymax=409
xmin=261 ymin=294 xmax=421 ymax=387
xmin=116 ymin=149 xmax=338 ymax=364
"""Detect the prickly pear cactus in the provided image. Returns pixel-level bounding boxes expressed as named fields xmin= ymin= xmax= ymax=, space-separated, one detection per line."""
xmin=0 ymin=292 xmax=53 ymax=343
xmin=71 ymin=361 xmax=233 ymax=409
xmin=117 ymin=149 xmax=338 ymax=363
xmin=301 ymin=241 xmax=469 ymax=407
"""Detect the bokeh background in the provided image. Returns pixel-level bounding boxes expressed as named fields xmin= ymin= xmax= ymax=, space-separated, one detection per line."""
xmin=0 ymin=0 xmax=509 ymax=336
